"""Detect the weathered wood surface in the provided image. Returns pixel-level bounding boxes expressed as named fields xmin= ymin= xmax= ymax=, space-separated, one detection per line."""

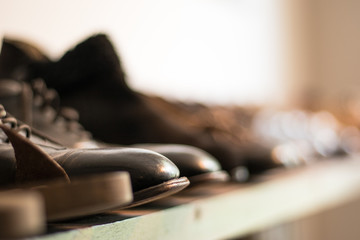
xmin=32 ymin=155 xmax=360 ymax=240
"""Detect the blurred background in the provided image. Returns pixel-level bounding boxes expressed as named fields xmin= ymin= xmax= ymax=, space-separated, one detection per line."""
xmin=0 ymin=0 xmax=287 ymax=106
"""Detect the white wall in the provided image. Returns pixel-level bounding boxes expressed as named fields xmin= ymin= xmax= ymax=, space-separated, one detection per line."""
xmin=0 ymin=0 xmax=286 ymax=105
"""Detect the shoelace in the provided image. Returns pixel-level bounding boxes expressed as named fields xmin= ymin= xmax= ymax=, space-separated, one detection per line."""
xmin=0 ymin=105 xmax=71 ymax=186
xmin=30 ymin=78 xmax=91 ymax=138
xmin=0 ymin=104 xmax=31 ymax=142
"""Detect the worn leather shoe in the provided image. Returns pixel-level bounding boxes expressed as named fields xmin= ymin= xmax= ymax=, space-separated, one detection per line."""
xmin=0 ymin=105 xmax=189 ymax=208
xmin=0 ymin=118 xmax=133 ymax=222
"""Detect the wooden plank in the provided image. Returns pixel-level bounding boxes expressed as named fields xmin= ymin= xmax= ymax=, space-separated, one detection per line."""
xmin=32 ymin=154 xmax=360 ymax=240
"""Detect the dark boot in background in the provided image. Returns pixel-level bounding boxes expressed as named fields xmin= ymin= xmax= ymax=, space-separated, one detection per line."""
xmin=0 ymin=35 xmax=295 ymax=180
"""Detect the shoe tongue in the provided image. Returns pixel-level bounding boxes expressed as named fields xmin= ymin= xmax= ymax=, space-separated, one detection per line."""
xmin=0 ymin=125 xmax=70 ymax=186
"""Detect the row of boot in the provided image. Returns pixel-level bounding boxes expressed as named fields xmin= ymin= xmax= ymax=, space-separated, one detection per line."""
xmin=0 ymin=33 xmax=358 ymax=238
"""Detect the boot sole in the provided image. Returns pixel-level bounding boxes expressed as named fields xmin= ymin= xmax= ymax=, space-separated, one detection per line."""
xmin=125 ymin=176 xmax=190 ymax=208
xmin=187 ymin=170 xmax=230 ymax=185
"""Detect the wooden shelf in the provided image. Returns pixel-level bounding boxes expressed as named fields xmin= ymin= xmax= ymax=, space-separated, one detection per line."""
xmin=31 ymin=155 xmax=360 ymax=240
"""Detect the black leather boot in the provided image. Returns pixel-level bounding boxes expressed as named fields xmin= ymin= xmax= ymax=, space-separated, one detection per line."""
xmin=0 ymin=108 xmax=135 ymax=222
xmin=0 ymin=104 xmax=189 ymax=208
xmin=0 ymin=123 xmax=133 ymax=222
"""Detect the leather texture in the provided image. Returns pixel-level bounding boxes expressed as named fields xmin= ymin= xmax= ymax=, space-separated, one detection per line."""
xmin=0 ymin=78 xmax=228 ymax=181
xmin=132 ymin=143 xmax=222 ymax=177
xmin=0 ymin=118 xmax=180 ymax=192
xmin=0 ymin=142 xmax=180 ymax=192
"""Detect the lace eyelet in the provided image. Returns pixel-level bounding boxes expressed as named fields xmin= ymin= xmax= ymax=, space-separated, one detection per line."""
xmin=0 ymin=104 xmax=32 ymax=139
